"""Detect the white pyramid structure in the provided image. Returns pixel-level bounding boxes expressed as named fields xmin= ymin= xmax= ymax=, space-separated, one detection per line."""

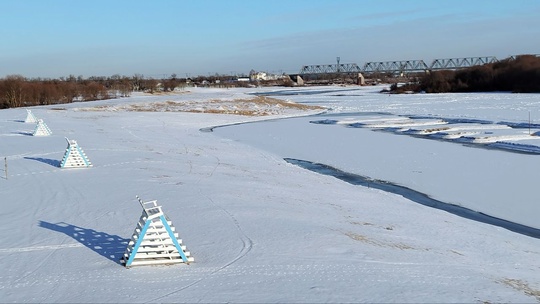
xmin=122 ymin=196 xmax=194 ymax=267
xmin=59 ymin=138 xmax=93 ymax=168
xmin=32 ymin=119 xmax=52 ymax=136
xmin=25 ymin=109 xmax=38 ymax=123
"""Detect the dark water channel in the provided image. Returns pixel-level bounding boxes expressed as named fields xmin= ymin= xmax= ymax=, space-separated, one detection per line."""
xmin=285 ymin=158 xmax=540 ymax=239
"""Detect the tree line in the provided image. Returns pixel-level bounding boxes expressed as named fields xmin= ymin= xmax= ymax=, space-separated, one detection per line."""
xmin=0 ymin=74 xmax=187 ymax=109
xmin=394 ymin=55 xmax=540 ymax=93
xmin=0 ymin=72 xmax=265 ymax=109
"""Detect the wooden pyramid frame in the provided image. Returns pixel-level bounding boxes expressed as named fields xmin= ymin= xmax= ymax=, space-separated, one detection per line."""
xmin=121 ymin=196 xmax=194 ymax=267
xmin=59 ymin=137 xmax=93 ymax=168
xmin=32 ymin=119 xmax=52 ymax=136
xmin=25 ymin=109 xmax=38 ymax=123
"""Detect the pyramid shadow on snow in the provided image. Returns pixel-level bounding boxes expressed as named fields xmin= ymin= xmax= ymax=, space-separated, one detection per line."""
xmin=24 ymin=156 xmax=61 ymax=167
xmin=39 ymin=221 xmax=129 ymax=265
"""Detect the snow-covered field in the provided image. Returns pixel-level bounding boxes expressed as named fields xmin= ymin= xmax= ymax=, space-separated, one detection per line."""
xmin=1 ymin=86 xmax=540 ymax=303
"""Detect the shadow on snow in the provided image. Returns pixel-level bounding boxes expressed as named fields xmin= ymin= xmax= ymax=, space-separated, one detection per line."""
xmin=13 ymin=131 xmax=33 ymax=136
xmin=24 ymin=156 xmax=61 ymax=167
xmin=39 ymin=221 xmax=128 ymax=265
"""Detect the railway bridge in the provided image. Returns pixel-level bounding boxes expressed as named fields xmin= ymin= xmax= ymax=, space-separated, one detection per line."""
xmin=298 ymin=56 xmax=502 ymax=76
xmin=298 ymin=54 xmax=540 ymax=75
xmin=290 ymin=54 xmax=539 ymax=84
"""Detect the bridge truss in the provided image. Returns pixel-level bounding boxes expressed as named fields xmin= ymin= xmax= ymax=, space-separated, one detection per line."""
xmin=362 ymin=60 xmax=429 ymax=74
xmin=299 ymin=63 xmax=362 ymax=74
xmin=430 ymin=57 xmax=498 ymax=70
xmin=298 ymin=56 xmax=507 ymax=75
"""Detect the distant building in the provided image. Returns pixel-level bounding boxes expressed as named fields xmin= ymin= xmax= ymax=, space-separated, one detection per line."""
xmin=249 ymin=70 xmax=287 ymax=82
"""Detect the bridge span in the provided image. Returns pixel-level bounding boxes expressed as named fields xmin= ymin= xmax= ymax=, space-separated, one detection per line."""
xmin=298 ymin=55 xmax=530 ymax=75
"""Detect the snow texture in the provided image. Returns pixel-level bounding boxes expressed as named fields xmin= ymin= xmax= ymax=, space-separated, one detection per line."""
xmin=1 ymin=86 xmax=540 ymax=303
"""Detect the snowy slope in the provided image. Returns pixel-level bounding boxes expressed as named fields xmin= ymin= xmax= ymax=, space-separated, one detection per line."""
xmin=1 ymin=87 xmax=539 ymax=303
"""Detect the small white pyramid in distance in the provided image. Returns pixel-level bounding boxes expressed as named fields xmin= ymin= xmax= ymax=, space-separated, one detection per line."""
xmin=60 ymin=137 xmax=93 ymax=168
xmin=32 ymin=119 xmax=52 ymax=136
xmin=25 ymin=109 xmax=38 ymax=123
xmin=122 ymin=196 xmax=194 ymax=267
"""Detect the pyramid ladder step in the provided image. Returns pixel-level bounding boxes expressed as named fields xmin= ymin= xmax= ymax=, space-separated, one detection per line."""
xmin=125 ymin=244 xmax=187 ymax=254
xmin=124 ymin=251 xmax=191 ymax=259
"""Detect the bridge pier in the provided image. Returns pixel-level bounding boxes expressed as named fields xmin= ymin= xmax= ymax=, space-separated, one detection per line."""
xmin=295 ymin=75 xmax=304 ymax=86
xmin=357 ymin=73 xmax=365 ymax=85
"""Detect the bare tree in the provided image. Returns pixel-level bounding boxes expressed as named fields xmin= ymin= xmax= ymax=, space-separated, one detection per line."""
xmin=1 ymin=75 xmax=27 ymax=108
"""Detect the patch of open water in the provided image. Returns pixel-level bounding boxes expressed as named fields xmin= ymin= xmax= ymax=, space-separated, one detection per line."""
xmin=285 ymin=158 xmax=540 ymax=239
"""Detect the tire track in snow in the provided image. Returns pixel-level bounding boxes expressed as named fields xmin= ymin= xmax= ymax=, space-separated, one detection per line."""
xmin=10 ymin=237 xmax=68 ymax=287
xmin=0 ymin=243 xmax=84 ymax=253
xmin=146 ymin=155 xmax=254 ymax=302
xmin=6 ymin=145 xmax=170 ymax=179
xmin=146 ymin=196 xmax=254 ymax=303
xmin=7 ymin=159 xmax=165 ymax=178
xmin=196 ymin=154 xmax=254 ymax=270
xmin=204 ymin=194 xmax=254 ymax=270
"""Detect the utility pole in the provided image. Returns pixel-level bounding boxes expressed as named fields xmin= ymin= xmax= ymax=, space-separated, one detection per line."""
xmin=336 ymin=56 xmax=341 ymax=73
xmin=4 ymin=157 xmax=7 ymax=180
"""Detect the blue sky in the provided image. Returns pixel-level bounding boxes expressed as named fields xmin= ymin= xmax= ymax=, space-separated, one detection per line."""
xmin=1 ymin=0 xmax=539 ymax=78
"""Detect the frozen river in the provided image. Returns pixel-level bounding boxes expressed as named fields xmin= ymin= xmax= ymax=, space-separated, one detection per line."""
xmin=213 ymin=86 xmax=540 ymax=230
